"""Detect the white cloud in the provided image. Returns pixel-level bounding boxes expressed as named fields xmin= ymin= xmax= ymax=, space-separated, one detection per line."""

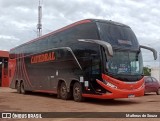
xmin=0 ymin=0 xmax=160 ymax=67
xmin=0 ymin=35 xmax=20 ymax=50
xmin=0 ymin=35 xmax=19 ymax=41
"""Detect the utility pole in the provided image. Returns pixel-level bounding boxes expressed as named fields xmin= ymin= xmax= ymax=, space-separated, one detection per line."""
xmin=37 ymin=0 xmax=42 ymax=37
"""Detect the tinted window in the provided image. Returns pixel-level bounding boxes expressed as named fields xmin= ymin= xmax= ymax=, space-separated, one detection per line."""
xmin=13 ymin=22 xmax=99 ymax=57
xmin=73 ymin=23 xmax=99 ymax=40
xmin=55 ymin=49 xmax=72 ymax=60
xmin=97 ymin=22 xmax=139 ymax=50
xmin=59 ymin=23 xmax=99 ymax=47
xmin=37 ymin=39 xmax=48 ymax=52
xmin=145 ymin=77 xmax=152 ymax=83
xmin=74 ymin=42 xmax=101 ymax=75
xmin=48 ymin=35 xmax=59 ymax=49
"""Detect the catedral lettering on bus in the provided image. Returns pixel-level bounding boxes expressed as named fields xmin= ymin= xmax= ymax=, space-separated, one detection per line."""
xmin=9 ymin=19 xmax=157 ymax=102
xmin=31 ymin=52 xmax=55 ymax=64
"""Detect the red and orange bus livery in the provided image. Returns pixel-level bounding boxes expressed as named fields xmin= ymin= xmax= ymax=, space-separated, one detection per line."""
xmin=9 ymin=19 xmax=157 ymax=101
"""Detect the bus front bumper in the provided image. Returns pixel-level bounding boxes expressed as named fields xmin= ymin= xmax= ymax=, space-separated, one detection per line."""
xmin=82 ymin=74 xmax=144 ymax=99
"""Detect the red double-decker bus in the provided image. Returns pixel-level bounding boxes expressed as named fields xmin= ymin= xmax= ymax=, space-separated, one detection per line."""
xmin=9 ymin=19 xmax=157 ymax=101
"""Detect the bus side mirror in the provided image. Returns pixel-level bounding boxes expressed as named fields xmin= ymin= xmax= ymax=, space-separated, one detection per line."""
xmin=78 ymin=39 xmax=113 ymax=57
xmin=140 ymin=45 xmax=157 ymax=60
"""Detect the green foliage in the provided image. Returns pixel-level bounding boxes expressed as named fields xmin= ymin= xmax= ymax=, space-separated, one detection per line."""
xmin=143 ymin=67 xmax=151 ymax=76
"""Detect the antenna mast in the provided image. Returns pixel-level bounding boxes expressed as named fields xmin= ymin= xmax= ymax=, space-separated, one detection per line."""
xmin=37 ymin=0 xmax=42 ymax=37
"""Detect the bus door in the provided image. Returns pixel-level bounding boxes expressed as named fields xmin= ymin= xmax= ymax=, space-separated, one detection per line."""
xmin=82 ymin=49 xmax=102 ymax=92
xmin=90 ymin=53 xmax=101 ymax=80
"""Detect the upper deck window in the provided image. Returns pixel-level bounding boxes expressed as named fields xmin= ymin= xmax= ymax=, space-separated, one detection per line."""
xmin=97 ymin=22 xmax=139 ymax=50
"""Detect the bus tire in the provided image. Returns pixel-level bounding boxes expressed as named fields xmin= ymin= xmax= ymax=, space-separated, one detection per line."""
xmin=57 ymin=87 xmax=61 ymax=99
xmin=73 ymin=82 xmax=84 ymax=102
xmin=16 ymin=81 xmax=21 ymax=94
xmin=60 ymin=82 xmax=71 ymax=100
xmin=20 ymin=81 xmax=26 ymax=94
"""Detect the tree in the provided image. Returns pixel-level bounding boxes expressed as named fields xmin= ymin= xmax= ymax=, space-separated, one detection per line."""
xmin=143 ymin=67 xmax=151 ymax=76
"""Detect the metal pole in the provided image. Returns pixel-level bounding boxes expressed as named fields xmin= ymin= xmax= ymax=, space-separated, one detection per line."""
xmin=37 ymin=0 xmax=42 ymax=37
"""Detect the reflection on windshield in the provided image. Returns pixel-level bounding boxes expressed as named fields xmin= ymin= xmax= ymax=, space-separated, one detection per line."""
xmin=106 ymin=51 xmax=143 ymax=75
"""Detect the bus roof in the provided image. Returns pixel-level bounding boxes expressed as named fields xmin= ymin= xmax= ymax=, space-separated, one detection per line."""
xmin=10 ymin=19 xmax=129 ymax=51
xmin=91 ymin=19 xmax=129 ymax=28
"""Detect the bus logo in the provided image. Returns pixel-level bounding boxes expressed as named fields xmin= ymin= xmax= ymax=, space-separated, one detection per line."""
xmin=31 ymin=52 xmax=55 ymax=64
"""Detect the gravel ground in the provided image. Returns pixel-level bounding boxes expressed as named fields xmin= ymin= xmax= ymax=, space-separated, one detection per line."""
xmin=0 ymin=87 xmax=160 ymax=121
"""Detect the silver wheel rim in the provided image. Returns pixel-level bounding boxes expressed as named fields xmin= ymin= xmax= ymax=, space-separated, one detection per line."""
xmin=61 ymin=84 xmax=67 ymax=98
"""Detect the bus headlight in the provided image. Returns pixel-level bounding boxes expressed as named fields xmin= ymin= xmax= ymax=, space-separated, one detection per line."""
xmin=103 ymin=80 xmax=117 ymax=89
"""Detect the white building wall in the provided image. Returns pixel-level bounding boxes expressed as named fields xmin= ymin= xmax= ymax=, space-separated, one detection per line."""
xmin=151 ymin=67 xmax=160 ymax=82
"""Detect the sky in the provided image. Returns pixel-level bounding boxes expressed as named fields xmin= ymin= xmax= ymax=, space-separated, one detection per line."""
xmin=0 ymin=0 xmax=160 ymax=67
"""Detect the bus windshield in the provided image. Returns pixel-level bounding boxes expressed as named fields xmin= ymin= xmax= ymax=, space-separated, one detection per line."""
xmin=106 ymin=51 xmax=143 ymax=75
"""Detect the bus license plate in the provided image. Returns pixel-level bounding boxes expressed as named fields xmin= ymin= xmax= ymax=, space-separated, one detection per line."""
xmin=128 ymin=94 xmax=135 ymax=98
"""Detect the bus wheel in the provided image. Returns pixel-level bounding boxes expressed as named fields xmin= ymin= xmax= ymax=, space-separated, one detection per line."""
xmin=73 ymin=82 xmax=84 ymax=102
xmin=57 ymin=87 xmax=61 ymax=99
xmin=60 ymin=82 xmax=71 ymax=100
xmin=20 ymin=81 xmax=26 ymax=94
xmin=16 ymin=82 xmax=21 ymax=94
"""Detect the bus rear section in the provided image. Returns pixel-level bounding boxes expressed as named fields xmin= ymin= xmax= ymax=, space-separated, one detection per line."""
xmin=9 ymin=19 xmax=157 ymax=102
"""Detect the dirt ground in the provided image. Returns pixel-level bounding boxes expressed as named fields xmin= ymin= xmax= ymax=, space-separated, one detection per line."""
xmin=0 ymin=87 xmax=160 ymax=121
